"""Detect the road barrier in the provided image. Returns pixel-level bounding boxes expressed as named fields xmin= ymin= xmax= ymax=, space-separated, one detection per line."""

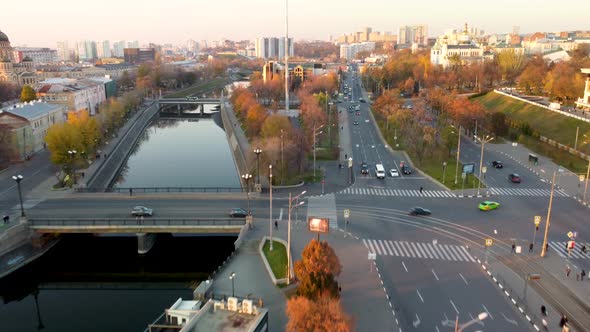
xmin=75 ymin=187 xmax=246 ymax=193
xmin=28 ymin=218 xmax=246 ymax=227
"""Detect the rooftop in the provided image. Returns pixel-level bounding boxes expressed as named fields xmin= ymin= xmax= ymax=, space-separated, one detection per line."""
xmin=181 ymin=299 xmax=267 ymax=332
xmin=0 ymin=101 xmax=64 ymax=121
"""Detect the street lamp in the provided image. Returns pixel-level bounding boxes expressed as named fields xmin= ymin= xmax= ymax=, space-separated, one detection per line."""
xmin=455 ymin=312 xmax=488 ymax=332
xmin=474 ymin=134 xmax=494 ymax=196
xmin=269 ymin=165 xmax=274 ymax=251
xmin=451 ymin=126 xmax=462 ymax=185
xmin=313 ymin=124 xmax=325 ymax=179
xmin=574 ymin=126 xmax=587 ymax=151
xmin=229 ymin=272 xmax=236 ymax=297
xmin=241 ymin=174 xmax=252 ymax=214
xmin=584 ymin=159 xmax=590 ymax=204
xmin=12 ymin=175 xmax=25 ymax=217
xmin=442 ymin=161 xmax=448 ymax=184
xmin=287 ymin=191 xmax=306 ymax=284
xmin=254 ymin=148 xmax=262 ymax=186
xmin=68 ymin=150 xmax=77 ymax=184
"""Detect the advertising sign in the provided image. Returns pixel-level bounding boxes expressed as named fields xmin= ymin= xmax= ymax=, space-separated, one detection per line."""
xmin=462 ymin=163 xmax=475 ymax=174
xmin=308 ymin=217 xmax=329 ymax=233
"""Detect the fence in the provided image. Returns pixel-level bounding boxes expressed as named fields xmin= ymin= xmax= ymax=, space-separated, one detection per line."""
xmin=75 ymin=187 xmax=246 ymax=193
xmin=28 ymin=218 xmax=246 ymax=227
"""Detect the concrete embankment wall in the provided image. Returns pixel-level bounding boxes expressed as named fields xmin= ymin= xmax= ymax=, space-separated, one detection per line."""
xmin=0 ymin=223 xmax=32 ymax=257
xmin=219 ymin=99 xmax=251 ymax=188
xmin=86 ymin=102 xmax=160 ymax=189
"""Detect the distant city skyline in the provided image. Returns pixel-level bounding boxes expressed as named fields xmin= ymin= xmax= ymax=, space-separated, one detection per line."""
xmin=1 ymin=0 xmax=588 ymax=48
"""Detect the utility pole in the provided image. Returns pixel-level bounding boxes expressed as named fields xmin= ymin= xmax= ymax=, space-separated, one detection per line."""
xmin=574 ymin=126 xmax=580 ymax=150
xmin=454 ymin=125 xmax=462 ymax=185
xmin=280 ymin=129 xmax=284 ymax=185
xmin=541 ymin=170 xmax=557 ymax=258
xmin=584 ymin=159 xmax=590 ymax=203
xmin=313 ymin=124 xmax=324 ymax=179
xmin=284 ymin=0 xmax=289 ymax=118
xmin=269 ymin=165 xmax=274 ymax=251
xmin=474 ymin=134 xmax=493 ymax=196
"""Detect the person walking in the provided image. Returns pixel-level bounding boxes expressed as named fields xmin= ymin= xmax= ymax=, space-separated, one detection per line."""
xmin=511 ymin=243 xmax=516 ymax=254
xmin=541 ymin=305 xmax=547 ymax=317
xmin=566 ymin=265 xmax=571 ymax=278
xmin=274 ymin=220 xmax=278 ymax=229
xmin=419 ymin=186 xmax=423 ymax=194
xmin=559 ymin=315 xmax=568 ymax=328
xmin=529 ymin=243 xmax=534 ymax=252
xmin=582 ymin=269 xmax=586 ymax=281
xmin=2 ymin=214 xmax=9 ymax=224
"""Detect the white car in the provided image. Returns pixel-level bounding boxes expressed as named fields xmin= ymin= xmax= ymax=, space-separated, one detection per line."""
xmin=390 ymin=169 xmax=400 ymax=177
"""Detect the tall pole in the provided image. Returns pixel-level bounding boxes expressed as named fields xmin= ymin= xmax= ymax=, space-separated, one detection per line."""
xmin=326 ymin=91 xmax=332 ymax=148
xmin=13 ymin=175 xmax=25 ymax=217
xmin=280 ymin=129 xmax=284 ymax=185
xmin=269 ymin=165 xmax=273 ymax=251
xmin=254 ymin=148 xmax=262 ymax=186
xmin=575 ymin=126 xmax=580 ymax=150
xmin=284 ymin=0 xmax=289 ymax=118
xmin=477 ymin=138 xmax=485 ymax=196
xmin=584 ymin=159 xmax=590 ymax=203
xmin=455 ymin=126 xmax=462 ymax=185
xmin=287 ymin=192 xmax=292 ymax=285
xmin=541 ymin=170 xmax=557 ymax=258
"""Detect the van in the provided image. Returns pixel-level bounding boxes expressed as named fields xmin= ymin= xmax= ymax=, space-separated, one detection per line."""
xmin=375 ymin=164 xmax=385 ymax=179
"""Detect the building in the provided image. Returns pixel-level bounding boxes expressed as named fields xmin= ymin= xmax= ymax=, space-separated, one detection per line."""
xmin=576 ymin=68 xmax=590 ymax=111
xmin=430 ymin=23 xmax=486 ymax=68
xmin=124 ymin=48 xmax=156 ymax=64
xmin=255 ymin=37 xmax=294 ymax=59
xmin=13 ymin=47 xmax=58 ymax=65
xmin=0 ymin=101 xmax=66 ymax=160
xmin=398 ymin=25 xmax=428 ymax=46
xmin=112 ymin=41 xmax=126 ymax=57
xmin=0 ymin=30 xmax=37 ymax=86
xmin=36 ymin=63 xmax=135 ymax=81
xmin=262 ymin=60 xmax=326 ymax=83
xmin=128 ymin=40 xmax=140 ymax=48
xmin=36 ymin=78 xmax=108 ymax=115
xmin=339 ymin=42 xmax=376 ymax=61
xmin=56 ymin=41 xmax=71 ymax=62
xmin=97 ymin=40 xmax=111 ymax=58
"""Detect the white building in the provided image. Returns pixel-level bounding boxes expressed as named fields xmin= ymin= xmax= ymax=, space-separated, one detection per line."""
xmin=576 ymin=68 xmax=590 ymax=110
xmin=339 ymin=42 xmax=376 ymax=61
xmin=112 ymin=41 xmax=126 ymax=58
xmin=255 ymin=37 xmax=294 ymax=59
xmin=13 ymin=47 xmax=58 ymax=65
xmin=36 ymin=78 xmax=107 ymax=115
xmin=56 ymin=41 xmax=70 ymax=62
xmin=430 ymin=23 xmax=486 ymax=68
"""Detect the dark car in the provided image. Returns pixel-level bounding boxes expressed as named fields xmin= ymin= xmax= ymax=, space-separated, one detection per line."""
xmin=353 ymin=121 xmax=359 ymax=125
xmin=492 ymin=161 xmax=503 ymax=168
xmin=401 ymin=165 xmax=412 ymax=175
xmin=360 ymin=162 xmax=369 ymax=174
xmin=409 ymin=207 xmax=431 ymax=216
xmin=229 ymin=208 xmax=248 ymax=218
xmin=508 ymin=173 xmax=521 ymax=183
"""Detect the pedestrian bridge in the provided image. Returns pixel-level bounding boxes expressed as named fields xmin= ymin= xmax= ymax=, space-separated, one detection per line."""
xmin=158 ymin=97 xmax=222 ymax=106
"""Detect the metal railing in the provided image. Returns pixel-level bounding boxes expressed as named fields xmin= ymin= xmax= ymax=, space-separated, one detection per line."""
xmin=28 ymin=218 xmax=246 ymax=227
xmin=75 ymin=187 xmax=246 ymax=193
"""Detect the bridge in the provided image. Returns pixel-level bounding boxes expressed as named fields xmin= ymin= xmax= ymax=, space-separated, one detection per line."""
xmin=158 ymin=97 xmax=222 ymax=105
xmin=157 ymin=97 xmax=222 ymax=118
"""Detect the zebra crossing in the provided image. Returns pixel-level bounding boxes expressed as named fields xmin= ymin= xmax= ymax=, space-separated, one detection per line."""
xmin=489 ymin=188 xmax=569 ymax=197
xmin=362 ymin=239 xmax=476 ymax=263
xmin=339 ymin=187 xmax=456 ymax=198
xmin=548 ymin=241 xmax=590 ymax=259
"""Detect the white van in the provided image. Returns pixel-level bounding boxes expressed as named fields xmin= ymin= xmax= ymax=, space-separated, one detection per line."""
xmin=375 ymin=164 xmax=386 ymax=179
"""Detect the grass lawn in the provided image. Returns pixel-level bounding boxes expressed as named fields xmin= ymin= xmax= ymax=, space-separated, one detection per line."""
xmin=518 ymin=135 xmax=589 ymax=173
xmin=262 ymin=239 xmax=288 ymax=280
xmin=164 ymin=77 xmax=229 ymax=98
xmin=474 ymin=92 xmax=590 ymax=155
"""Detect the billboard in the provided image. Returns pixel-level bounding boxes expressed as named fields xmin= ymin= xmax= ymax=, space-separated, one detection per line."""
xmin=462 ymin=163 xmax=475 ymax=174
xmin=308 ymin=217 xmax=329 ymax=233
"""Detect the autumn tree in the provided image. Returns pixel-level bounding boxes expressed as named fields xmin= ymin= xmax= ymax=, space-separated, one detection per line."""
xmin=496 ymin=49 xmax=525 ymax=83
xmin=286 ymin=293 xmax=353 ymax=332
xmin=373 ymin=89 xmax=403 ymax=121
xmin=517 ymin=56 xmax=546 ymax=95
xmin=20 ymin=85 xmax=36 ymax=102
xmin=294 ymin=239 xmax=342 ymax=300
xmin=544 ymin=62 xmax=585 ymax=102
xmin=261 ymin=115 xmax=293 ymax=139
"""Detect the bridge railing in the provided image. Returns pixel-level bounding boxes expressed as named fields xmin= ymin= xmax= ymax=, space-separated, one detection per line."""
xmin=75 ymin=187 xmax=246 ymax=193
xmin=28 ymin=218 xmax=246 ymax=227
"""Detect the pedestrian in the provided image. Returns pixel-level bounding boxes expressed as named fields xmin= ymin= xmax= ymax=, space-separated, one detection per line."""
xmin=566 ymin=265 xmax=571 ymax=277
xmin=541 ymin=305 xmax=547 ymax=316
xmin=581 ymin=245 xmax=587 ymax=254
xmin=129 ymin=188 xmax=133 ymax=197
xmin=529 ymin=243 xmax=534 ymax=252
xmin=2 ymin=214 xmax=9 ymax=224
xmin=582 ymin=269 xmax=586 ymax=281
xmin=104 ymin=153 xmax=107 ymax=158
xmin=545 ymin=243 xmax=549 ymax=252
xmin=274 ymin=220 xmax=278 ymax=229
xmin=559 ymin=315 xmax=568 ymax=328
xmin=419 ymin=186 xmax=423 ymax=193
xmin=511 ymin=243 xmax=516 ymax=253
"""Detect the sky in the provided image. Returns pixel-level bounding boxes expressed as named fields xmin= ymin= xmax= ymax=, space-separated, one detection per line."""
xmin=1 ymin=0 xmax=588 ymax=48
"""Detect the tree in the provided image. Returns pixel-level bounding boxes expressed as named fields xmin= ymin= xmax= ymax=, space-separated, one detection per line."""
xmin=261 ymin=115 xmax=293 ymax=139
xmin=286 ymin=293 xmax=353 ymax=332
xmin=294 ymin=239 xmax=342 ymax=300
xmin=20 ymin=85 xmax=36 ymax=102
xmin=517 ymin=56 xmax=546 ymax=95
xmin=496 ymin=49 xmax=525 ymax=83
xmin=544 ymin=62 xmax=585 ymax=102
xmin=489 ymin=112 xmax=508 ymax=137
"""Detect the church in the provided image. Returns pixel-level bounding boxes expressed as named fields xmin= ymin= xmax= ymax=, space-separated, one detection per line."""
xmin=0 ymin=29 xmax=37 ymax=86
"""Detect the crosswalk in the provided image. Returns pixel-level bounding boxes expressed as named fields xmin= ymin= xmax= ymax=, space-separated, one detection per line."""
xmin=339 ymin=187 xmax=456 ymax=198
xmin=548 ymin=241 xmax=590 ymax=259
xmin=362 ymin=239 xmax=476 ymax=263
xmin=489 ymin=188 xmax=569 ymax=197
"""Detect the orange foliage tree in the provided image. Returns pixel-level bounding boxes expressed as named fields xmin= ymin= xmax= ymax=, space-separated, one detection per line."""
xmin=294 ymin=239 xmax=341 ymax=300
xmin=286 ymin=293 xmax=353 ymax=332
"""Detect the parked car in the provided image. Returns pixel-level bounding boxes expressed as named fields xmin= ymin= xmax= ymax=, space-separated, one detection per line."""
xmin=359 ymin=98 xmax=366 ymax=103
xmin=492 ymin=161 xmax=503 ymax=168
xmin=479 ymin=201 xmax=500 ymax=211
xmin=390 ymin=169 xmax=400 ymax=177
xmin=229 ymin=208 xmax=248 ymax=218
xmin=401 ymin=165 xmax=412 ymax=175
xmin=361 ymin=162 xmax=369 ymax=174
xmin=409 ymin=207 xmax=431 ymax=216
xmin=353 ymin=121 xmax=359 ymax=125
xmin=508 ymin=173 xmax=521 ymax=183
xmin=131 ymin=206 xmax=153 ymax=217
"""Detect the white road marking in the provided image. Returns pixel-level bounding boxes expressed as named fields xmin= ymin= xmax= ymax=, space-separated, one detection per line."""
xmin=450 ymin=300 xmax=459 ymax=314
xmin=459 ymin=273 xmax=468 ymax=285
xmin=412 ymin=314 xmax=421 ymax=327
xmin=278 ymin=208 xmax=283 ymax=221
xmin=501 ymin=312 xmax=518 ymax=326
xmin=432 ymin=269 xmax=439 ymax=281
xmin=401 ymin=261 xmax=408 ymax=272
xmin=416 ymin=289 xmax=424 ymax=303
xmin=435 ymin=326 xmax=440 ymax=332
xmin=482 ymin=304 xmax=494 ymax=320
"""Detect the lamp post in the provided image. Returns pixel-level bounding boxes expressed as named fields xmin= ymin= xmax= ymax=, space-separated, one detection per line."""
xmin=574 ymin=126 xmax=586 ymax=150
xmin=280 ymin=129 xmax=284 ymax=185
xmin=269 ymin=165 xmax=274 ymax=251
xmin=12 ymin=175 xmax=25 ymax=217
xmin=453 ymin=126 xmax=462 ymax=185
xmin=474 ymin=134 xmax=494 ymax=196
xmin=541 ymin=170 xmax=557 ymax=258
xmin=68 ymin=150 xmax=77 ymax=184
xmin=442 ymin=161 xmax=448 ymax=184
xmin=254 ymin=148 xmax=262 ymax=186
xmin=241 ymin=174 xmax=252 ymax=214
xmin=229 ymin=272 xmax=236 ymax=297
xmin=584 ymin=159 xmax=590 ymax=204
xmin=455 ymin=312 xmax=488 ymax=332
xmin=287 ymin=191 xmax=306 ymax=284
xmin=313 ymin=124 xmax=325 ymax=179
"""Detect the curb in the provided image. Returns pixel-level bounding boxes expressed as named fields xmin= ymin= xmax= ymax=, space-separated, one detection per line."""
xmin=258 ymin=236 xmax=292 ymax=285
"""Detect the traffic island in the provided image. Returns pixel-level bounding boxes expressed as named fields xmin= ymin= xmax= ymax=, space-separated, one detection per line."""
xmin=259 ymin=236 xmax=290 ymax=285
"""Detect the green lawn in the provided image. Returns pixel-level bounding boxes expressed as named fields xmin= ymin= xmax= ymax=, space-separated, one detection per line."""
xmin=517 ymin=135 xmax=589 ymax=173
xmin=474 ymin=92 xmax=590 ymax=155
xmin=262 ymin=240 xmax=288 ymax=280
xmin=164 ymin=77 xmax=229 ymax=98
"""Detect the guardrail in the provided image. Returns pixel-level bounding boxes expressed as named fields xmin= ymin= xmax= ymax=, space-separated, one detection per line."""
xmin=28 ymin=218 xmax=246 ymax=227
xmin=75 ymin=187 xmax=246 ymax=193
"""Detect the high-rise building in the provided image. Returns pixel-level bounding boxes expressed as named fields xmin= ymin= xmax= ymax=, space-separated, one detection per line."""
xmin=255 ymin=37 xmax=294 ymax=59
xmin=57 ymin=41 xmax=70 ymax=62
xmin=13 ymin=47 xmax=58 ymax=64
xmin=340 ymin=42 xmax=376 ymax=60
xmin=398 ymin=25 xmax=428 ymax=46
xmin=128 ymin=40 xmax=139 ymax=48
xmin=112 ymin=41 xmax=126 ymax=58
xmin=97 ymin=40 xmax=111 ymax=58
xmin=124 ymin=48 xmax=156 ymax=64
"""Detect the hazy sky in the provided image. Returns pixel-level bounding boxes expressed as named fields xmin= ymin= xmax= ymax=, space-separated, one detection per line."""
xmin=1 ymin=0 xmax=588 ymax=47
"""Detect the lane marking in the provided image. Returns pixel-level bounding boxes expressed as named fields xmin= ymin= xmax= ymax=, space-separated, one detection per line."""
xmin=401 ymin=261 xmax=408 ymax=272
xmin=416 ymin=289 xmax=424 ymax=303
xmin=435 ymin=326 xmax=440 ymax=332
xmin=432 ymin=269 xmax=439 ymax=281
xmin=482 ymin=304 xmax=494 ymax=320
xmin=450 ymin=300 xmax=459 ymax=314
xmin=412 ymin=314 xmax=421 ymax=327
xmin=459 ymin=273 xmax=468 ymax=285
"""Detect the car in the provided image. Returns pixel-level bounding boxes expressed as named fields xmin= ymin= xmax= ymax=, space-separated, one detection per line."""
xmin=360 ymin=162 xmax=369 ymax=174
xmin=355 ymin=111 xmax=360 ymax=116
xmin=229 ymin=208 xmax=248 ymax=218
xmin=131 ymin=206 xmax=153 ymax=217
xmin=390 ymin=169 xmax=399 ymax=177
xmin=359 ymin=98 xmax=366 ymax=103
xmin=400 ymin=164 xmax=412 ymax=175
xmin=353 ymin=121 xmax=359 ymax=125
xmin=509 ymin=173 xmax=521 ymax=183
xmin=479 ymin=201 xmax=500 ymax=211
xmin=492 ymin=161 xmax=503 ymax=168
xmin=409 ymin=207 xmax=431 ymax=216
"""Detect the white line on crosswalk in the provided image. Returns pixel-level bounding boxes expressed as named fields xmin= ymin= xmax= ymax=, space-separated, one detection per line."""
xmin=363 ymin=240 xmax=475 ymax=262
